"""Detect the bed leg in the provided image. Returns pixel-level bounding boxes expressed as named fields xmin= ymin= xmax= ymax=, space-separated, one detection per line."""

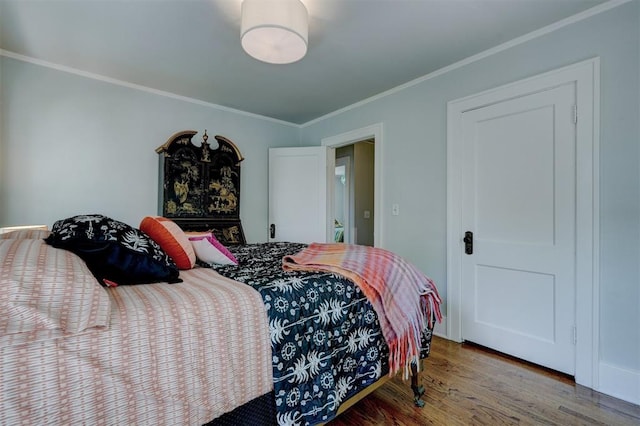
xmin=410 ymin=361 xmax=426 ymax=408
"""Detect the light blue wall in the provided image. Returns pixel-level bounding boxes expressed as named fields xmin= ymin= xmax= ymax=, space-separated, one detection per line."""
xmin=300 ymin=2 xmax=640 ymax=373
xmin=0 ymin=0 xmax=638 ymax=396
xmin=0 ymin=56 xmax=299 ymax=242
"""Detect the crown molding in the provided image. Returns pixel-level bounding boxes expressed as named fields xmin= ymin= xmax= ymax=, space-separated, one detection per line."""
xmin=301 ymin=0 xmax=630 ymax=128
xmin=0 ymin=49 xmax=299 ymax=128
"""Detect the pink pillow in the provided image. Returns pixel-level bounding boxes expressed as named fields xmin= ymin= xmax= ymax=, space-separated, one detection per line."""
xmin=0 ymin=239 xmax=111 ymax=345
xmin=189 ymin=233 xmax=238 ymax=265
xmin=139 ymin=216 xmax=196 ymax=270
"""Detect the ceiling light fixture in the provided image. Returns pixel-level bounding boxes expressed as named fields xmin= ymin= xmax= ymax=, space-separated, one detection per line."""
xmin=241 ymin=0 xmax=308 ymax=64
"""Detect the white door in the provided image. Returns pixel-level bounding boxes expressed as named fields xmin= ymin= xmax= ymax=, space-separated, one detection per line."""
xmin=268 ymin=146 xmax=333 ymax=243
xmin=460 ymin=83 xmax=577 ymax=375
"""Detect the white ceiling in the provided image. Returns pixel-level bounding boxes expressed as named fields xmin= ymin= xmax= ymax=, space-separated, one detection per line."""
xmin=0 ymin=0 xmax=609 ymax=125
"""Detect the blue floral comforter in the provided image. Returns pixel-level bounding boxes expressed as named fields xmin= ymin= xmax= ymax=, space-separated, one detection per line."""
xmin=210 ymin=242 xmax=432 ymax=426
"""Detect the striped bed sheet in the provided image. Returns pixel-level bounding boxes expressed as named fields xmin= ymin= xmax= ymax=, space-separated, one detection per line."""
xmin=1 ymin=267 xmax=272 ymax=425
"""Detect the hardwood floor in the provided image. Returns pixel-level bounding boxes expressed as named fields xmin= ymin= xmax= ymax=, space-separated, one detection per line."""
xmin=329 ymin=336 xmax=640 ymax=425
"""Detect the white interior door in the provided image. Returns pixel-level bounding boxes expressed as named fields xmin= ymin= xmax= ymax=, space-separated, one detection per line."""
xmin=461 ymin=83 xmax=577 ymax=375
xmin=268 ymin=146 xmax=333 ymax=243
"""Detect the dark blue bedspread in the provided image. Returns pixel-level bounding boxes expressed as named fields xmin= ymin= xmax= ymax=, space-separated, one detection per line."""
xmin=210 ymin=242 xmax=432 ymax=426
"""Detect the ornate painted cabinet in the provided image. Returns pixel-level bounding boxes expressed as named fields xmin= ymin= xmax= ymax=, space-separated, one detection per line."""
xmin=156 ymin=130 xmax=246 ymax=244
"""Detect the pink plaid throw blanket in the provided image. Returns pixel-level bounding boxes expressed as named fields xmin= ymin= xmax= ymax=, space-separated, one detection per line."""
xmin=283 ymin=243 xmax=442 ymax=378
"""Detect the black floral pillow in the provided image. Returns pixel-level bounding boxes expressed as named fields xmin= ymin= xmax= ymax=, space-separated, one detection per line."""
xmin=45 ymin=214 xmax=181 ymax=286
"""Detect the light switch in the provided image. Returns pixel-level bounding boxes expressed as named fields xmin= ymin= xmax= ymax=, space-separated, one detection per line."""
xmin=392 ymin=204 xmax=400 ymax=216
xmin=364 ymin=210 xmax=371 ymax=219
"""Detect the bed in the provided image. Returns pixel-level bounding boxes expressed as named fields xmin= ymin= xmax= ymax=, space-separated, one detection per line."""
xmin=0 ymin=227 xmax=273 ymax=425
xmin=0 ymin=132 xmax=441 ymax=426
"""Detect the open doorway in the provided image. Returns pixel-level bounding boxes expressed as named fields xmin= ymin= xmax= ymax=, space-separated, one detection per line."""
xmin=334 ymin=141 xmax=374 ymax=246
xmin=322 ymin=123 xmax=383 ymax=247
xmin=334 ymin=157 xmax=351 ymax=243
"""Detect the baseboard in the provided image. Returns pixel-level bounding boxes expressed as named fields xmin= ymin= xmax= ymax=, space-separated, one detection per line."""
xmin=598 ymin=361 xmax=640 ymax=405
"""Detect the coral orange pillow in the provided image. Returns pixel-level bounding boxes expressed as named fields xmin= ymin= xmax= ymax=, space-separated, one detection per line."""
xmin=140 ymin=216 xmax=196 ymax=270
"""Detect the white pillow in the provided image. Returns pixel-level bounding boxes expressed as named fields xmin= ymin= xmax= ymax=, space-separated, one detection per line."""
xmin=188 ymin=233 xmax=238 ymax=265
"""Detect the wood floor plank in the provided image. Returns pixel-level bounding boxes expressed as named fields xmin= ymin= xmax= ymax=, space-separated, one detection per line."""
xmin=328 ymin=336 xmax=640 ymax=425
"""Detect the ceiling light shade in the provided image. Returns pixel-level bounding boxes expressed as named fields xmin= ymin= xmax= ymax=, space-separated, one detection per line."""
xmin=241 ymin=0 xmax=308 ymax=64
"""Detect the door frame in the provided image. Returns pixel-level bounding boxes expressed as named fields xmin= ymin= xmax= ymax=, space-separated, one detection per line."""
xmin=322 ymin=123 xmax=384 ymax=247
xmin=446 ymin=58 xmax=600 ymax=388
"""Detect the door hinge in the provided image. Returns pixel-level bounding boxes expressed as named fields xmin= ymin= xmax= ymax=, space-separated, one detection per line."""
xmin=573 ymin=104 xmax=577 ymax=124
xmin=572 ymin=325 xmax=577 ymax=345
